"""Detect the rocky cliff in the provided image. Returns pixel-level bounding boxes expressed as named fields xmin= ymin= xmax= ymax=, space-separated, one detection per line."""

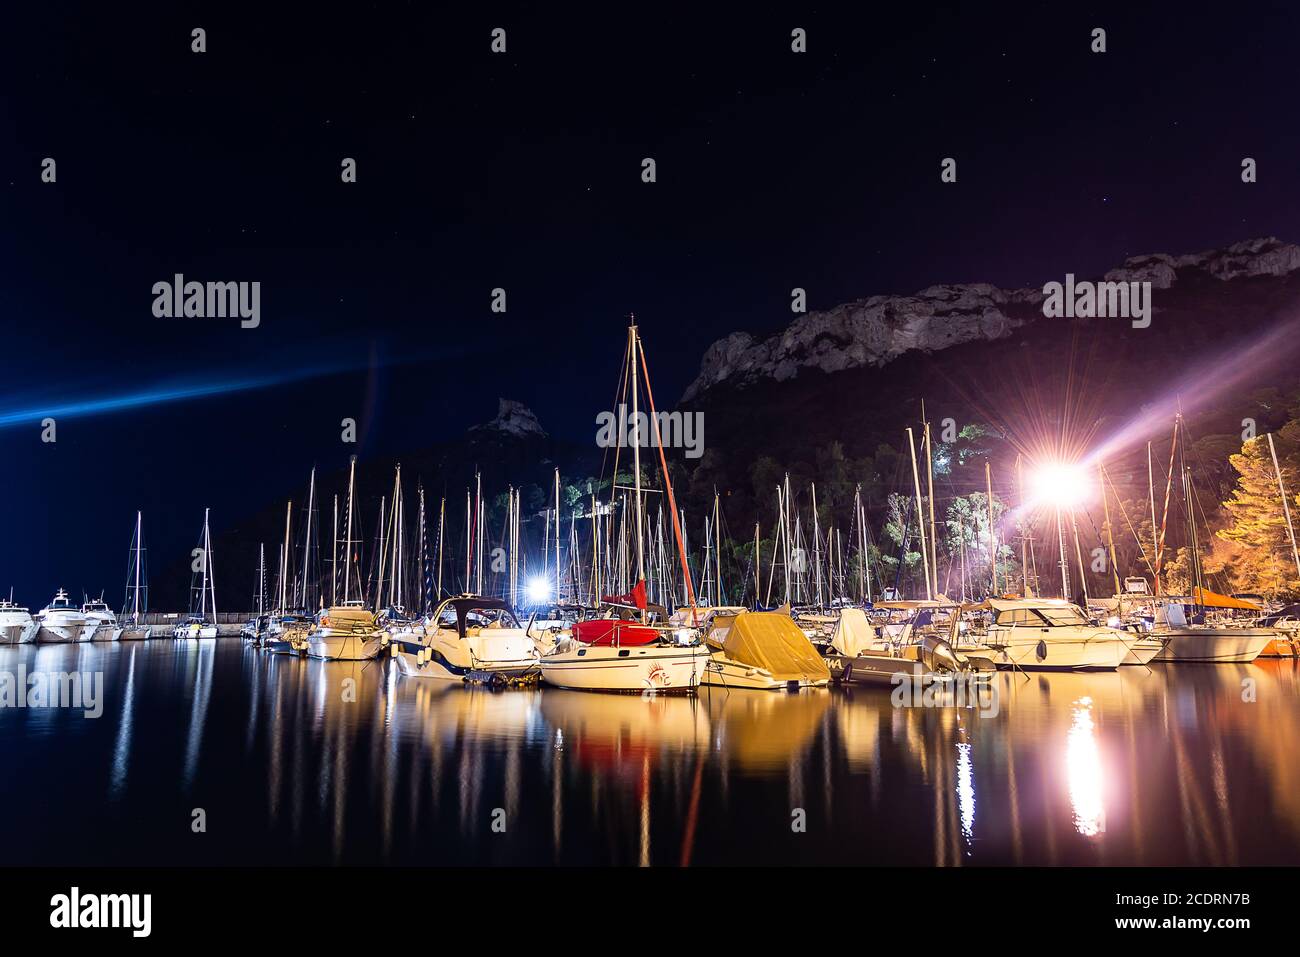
xmin=682 ymin=237 xmax=1300 ymax=402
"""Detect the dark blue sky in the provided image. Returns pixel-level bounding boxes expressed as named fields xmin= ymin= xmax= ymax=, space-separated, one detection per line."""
xmin=2 ymin=2 xmax=1298 ymax=606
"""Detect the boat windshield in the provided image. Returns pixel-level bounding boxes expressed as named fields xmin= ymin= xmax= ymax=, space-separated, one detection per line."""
xmin=463 ymin=606 xmax=520 ymax=630
xmin=996 ymin=605 xmax=1089 ymax=627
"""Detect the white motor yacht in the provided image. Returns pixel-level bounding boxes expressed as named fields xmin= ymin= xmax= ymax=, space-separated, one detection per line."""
xmin=35 ymin=589 xmax=97 ymax=642
xmin=82 ymin=597 xmax=123 ymax=641
xmin=975 ymin=598 xmax=1130 ymax=670
xmin=0 ymin=597 xmax=39 ymax=644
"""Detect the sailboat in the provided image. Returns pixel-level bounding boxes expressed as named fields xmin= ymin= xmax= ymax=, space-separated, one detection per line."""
xmin=173 ymin=508 xmax=218 ymax=638
xmin=306 ymin=456 xmax=382 ymax=660
xmin=1149 ymin=416 xmax=1274 ymax=663
xmin=120 ymin=511 xmax=150 ymax=640
xmin=539 ymin=321 xmax=710 ymax=693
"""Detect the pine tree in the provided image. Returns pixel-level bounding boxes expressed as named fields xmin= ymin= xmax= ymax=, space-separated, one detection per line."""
xmin=1217 ymin=436 xmax=1300 ymax=598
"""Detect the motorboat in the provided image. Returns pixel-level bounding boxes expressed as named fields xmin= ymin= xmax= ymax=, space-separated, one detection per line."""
xmin=971 ymin=598 xmax=1130 ymax=670
xmin=82 ymin=597 xmax=123 ymax=641
xmin=263 ymin=612 xmax=313 ymax=654
xmin=700 ymin=610 xmax=830 ymax=690
xmin=305 ymin=601 xmax=382 ymax=660
xmin=0 ymin=597 xmax=39 ymax=644
xmin=391 ymin=595 xmax=540 ymax=683
xmin=34 ymin=589 xmax=97 ymax=642
xmin=823 ymin=605 xmax=996 ymax=685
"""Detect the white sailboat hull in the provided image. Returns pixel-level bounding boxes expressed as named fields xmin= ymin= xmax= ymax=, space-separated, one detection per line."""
xmin=1153 ymin=628 xmax=1273 ymax=663
xmin=540 ymin=644 xmax=710 ymax=692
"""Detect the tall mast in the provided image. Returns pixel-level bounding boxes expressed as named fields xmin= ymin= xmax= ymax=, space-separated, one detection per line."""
xmin=906 ymin=428 xmax=932 ymax=600
xmin=713 ymin=488 xmax=723 ymax=606
xmin=343 ymin=455 xmax=356 ymax=602
xmin=629 ymin=321 xmax=646 ymax=590
xmin=133 ymin=510 xmax=142 ymax=619
xmin=555 ymin=468 xmax=562 ymax=602
xmin=303 ymin=467 xmax=316 ymax=610
xmin=1147 ymin=441 xmax=1158 ymax=595
xmin=331 ymin=494 xmax=338 ymax=606
xmin=985 ymin=462 xmax=998 ymax=597
xmin=1099 ymin=462 xmax=1123 ymax=614
xmin=257 ymin=543 xmax=265 ymax=616
xmin=437 ymin=495 xmax=445 ymax=601
xmin=1266 ymin=432 xmax=1300 ymax=583
xmin=924 ymin=417 xmax=939 ymax=598
xmin=811 ymin=483 xmax=822 ymax=606
xmin=634 ymin=325 xmax=698 ymax=619
xmin=204 ymin=508 xmax=216 ymax=620
xmin=280 ymin=500 xmax=293 ymax=613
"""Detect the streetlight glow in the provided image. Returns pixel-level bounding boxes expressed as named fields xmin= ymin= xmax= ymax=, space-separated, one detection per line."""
xmin=1029 ymin=461 xmax=1090 ymax=509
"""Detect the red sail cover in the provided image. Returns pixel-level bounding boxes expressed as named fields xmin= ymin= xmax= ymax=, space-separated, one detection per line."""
xmin=572 ymin=619 xmax=660 ymax=647
xmin=601 ymin=579 xmax=647 ymax=610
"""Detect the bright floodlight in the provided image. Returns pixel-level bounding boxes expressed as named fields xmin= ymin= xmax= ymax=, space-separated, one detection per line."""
xmin=525 ymin=576 xmax=551 ymax=605
xmin=1029 ymin=461 xmax=1090 ymax=508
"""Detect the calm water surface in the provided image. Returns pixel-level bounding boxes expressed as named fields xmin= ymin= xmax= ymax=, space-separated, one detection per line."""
xmin=2 ymin=640 xmax=1298 ymax=865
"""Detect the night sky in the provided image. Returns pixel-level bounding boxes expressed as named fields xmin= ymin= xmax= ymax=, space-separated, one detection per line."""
xmin=2 ymin=3 xmax=1298 ymax=606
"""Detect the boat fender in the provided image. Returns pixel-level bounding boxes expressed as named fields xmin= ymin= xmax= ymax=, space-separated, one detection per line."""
xmin=1036 ymin=639 xmax=1048 ymax=662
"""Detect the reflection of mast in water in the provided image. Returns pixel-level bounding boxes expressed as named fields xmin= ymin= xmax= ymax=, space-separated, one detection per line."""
xmin=109 ymin=644 xmax=137 ymax=798
xmin=182 ymin=641 xmax=215 ymax=791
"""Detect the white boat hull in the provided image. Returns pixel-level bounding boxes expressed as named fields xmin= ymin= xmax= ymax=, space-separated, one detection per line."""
xmin=0 ymin=622 xmax=39 ymax=644
xmin=37 ymin=620 xmax=95 ymax=643
xmin=540 ymin=644 xmax=710 ymax=692
xmin=983 ymin=633 xmax=1128 ymax=670
xmin=1121 ymin=637 xmax=1164 ymax=666
xmin=306 ymin=631 xmax=383 ymax=661
xmin=173 ymin=624 xmax=217 ymax=639
xmin=1153 ymin=628 xmax=1273 ymax=663
xmin=700 ymin=653 xmax=829 ymax=690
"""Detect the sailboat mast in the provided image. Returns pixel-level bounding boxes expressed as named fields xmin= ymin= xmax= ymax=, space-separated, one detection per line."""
xmin=343 ymin=456 xmax=356 ymax=603
xmin=924 ymin=417 xmax=939 ymax=598
xmin=133 ymin=510 xmax=142 ymax=619
xmin=629 ymin=322 xmax=646 ymax=588
xmin=554 ymin=469 xmax=562 ymax=602
xmin=906 ymin=428 xmax=932 ymax=600
xmin=1266 ymin=432 xmax=1300 ymax=583
xmin=304 ymin=468 xmax=317 ymax=608
xmin=204 ymin=508 xmax=216 ymax=620
xmin=281 ymin=500 xmax=292 ymax=613
xmin=986 ymin=462 xmax=998 ymax=597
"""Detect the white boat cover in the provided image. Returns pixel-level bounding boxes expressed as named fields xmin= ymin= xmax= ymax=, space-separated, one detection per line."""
xmin=831 ymin=608 xmax=874 ymax=658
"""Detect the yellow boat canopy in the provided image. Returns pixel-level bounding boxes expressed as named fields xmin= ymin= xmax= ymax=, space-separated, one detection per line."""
xmin=712 ymin=612 xmax=830 ymax=682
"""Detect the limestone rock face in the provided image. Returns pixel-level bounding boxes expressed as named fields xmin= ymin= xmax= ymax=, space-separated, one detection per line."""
xmin=682 ymin=237 xmax=1300 ymax=401
xmin=471 ymin=398 xmax=548 ymax=439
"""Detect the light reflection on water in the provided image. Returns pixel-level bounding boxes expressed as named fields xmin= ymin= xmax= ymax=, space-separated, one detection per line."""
xmin=1 ymin=641 xmax=1298 ymax=865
